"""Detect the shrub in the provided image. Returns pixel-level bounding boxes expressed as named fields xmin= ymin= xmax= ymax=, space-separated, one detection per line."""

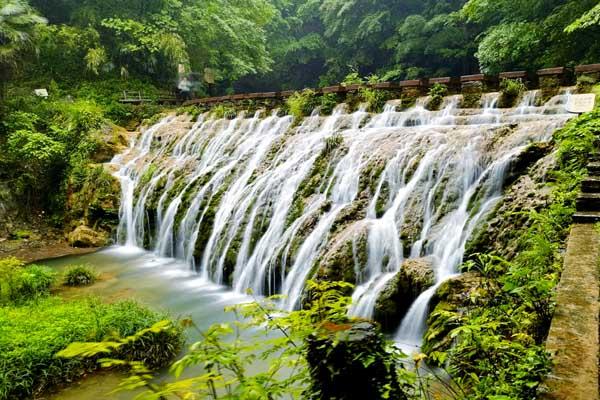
xmin=286 ymin=89 xmax=318 ymax=119
xmin=576 ymin=75 xmax=597 ymax=93
xmin=0 ymin=258 xmax=56 ymax=304
xmin=427 ymin=83 xmax=449 ymax=110
xmin=319 ymin=93 xmax=339 ymax=115
xmin=0 ymin=297 xmax=184 ymax=399
xmin=358 ymin=87 xmax=391 ymax=113
xmin=211 ymin=104 xmax=237 ymax=119
xmin=19 ymin=265 xmax=57 ymax=299
xmin=499 ymin=78 xmax=527 ymax=107
xmin=63 ymin=265 xmax=98 ymax=286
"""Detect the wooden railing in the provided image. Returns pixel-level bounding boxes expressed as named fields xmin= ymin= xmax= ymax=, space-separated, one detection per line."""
xmin=182 ymin=63 xmax=600 ymax=107
xmin=119 ymin=90 xmax=179 ymax=105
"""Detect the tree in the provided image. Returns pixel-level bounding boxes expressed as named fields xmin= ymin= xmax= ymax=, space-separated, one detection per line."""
xmin=0 ymin=0 xmax=46 ymax=99
xmin=565 ymin=3 xmax=600 ymax=33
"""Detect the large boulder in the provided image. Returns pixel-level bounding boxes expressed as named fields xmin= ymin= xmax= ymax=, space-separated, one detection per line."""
xmin=68 ymin=226 xmax=108 ymax=248
xmin=374 ymin=257 xmax=435 ymax=331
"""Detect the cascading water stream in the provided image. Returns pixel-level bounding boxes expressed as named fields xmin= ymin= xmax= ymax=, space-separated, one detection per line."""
xmin=110 ymin=92 xmax=576 ymax=351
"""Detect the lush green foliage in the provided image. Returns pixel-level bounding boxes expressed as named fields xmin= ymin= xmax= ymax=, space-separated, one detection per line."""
xmin=286 ymin=89 xmax=318 ymax=119
xmin=5 ymin=0 xmax=598 ymax=96
xmin=0 ymin=257 xmax=56 ymax=305
xmin=63 ymin=264 xmax=98 ymax=286
xmin=423 ymin=109 xmax=600 ymax=399
xmin=58 ymin=280 xmax=433 ymax=399
xmin=0 ymin=295 xmax=184 ymax=399
xmin=0 ymin=0 xmax=46 ymax=89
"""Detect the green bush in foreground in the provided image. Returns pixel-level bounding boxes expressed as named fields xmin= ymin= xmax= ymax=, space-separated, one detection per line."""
xmin=0 ymin=257 xmax=56 ymax=305
xmin=0 ymin=297 xmax=184 ymax=400
xmin=63 ymin=264 xmax=98 ymax=286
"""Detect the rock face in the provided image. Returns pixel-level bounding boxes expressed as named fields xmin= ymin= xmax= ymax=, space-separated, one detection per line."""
xmin=306 ymin=321 xmax=407 ymax=400
xmin=466 ymin=152 xmax=556 ymax=259
xmin=68 ymin=226 xmax=108 ymax=248
xmin=315 ymin=222 xmax=368 ymax=284
xmin=374 ymin=257 xmax=435 ymax=331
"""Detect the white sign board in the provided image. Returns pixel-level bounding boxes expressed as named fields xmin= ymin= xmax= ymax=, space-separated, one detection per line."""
xmin=566 ymin=94 xmax=596 ymax=114
xmin=34 ymin=89 xmax=48 ymax=98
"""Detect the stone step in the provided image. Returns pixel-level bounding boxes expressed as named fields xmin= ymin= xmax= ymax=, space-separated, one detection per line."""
xmin=573 ymin=211 xmax=600 ymax=224
xmin=587 ymin=162 xmax=600 ymax=175
xmin=576 ymin=192 xmax=600 ymax=211
xmin=581 ymin=177 xmax=600 ymax=193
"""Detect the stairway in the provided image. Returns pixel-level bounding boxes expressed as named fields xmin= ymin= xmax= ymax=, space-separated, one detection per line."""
xmin=573 ymin=160 xmax=600 ymax=223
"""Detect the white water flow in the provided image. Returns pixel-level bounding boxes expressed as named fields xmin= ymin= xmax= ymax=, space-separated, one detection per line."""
xmin=111 ymin=93 xmax=575 ymax=347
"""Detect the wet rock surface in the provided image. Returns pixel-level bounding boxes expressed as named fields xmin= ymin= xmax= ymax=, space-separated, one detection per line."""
xmin=467 ymin=153 xmax=556 ymax=259
xmin=422 ymin=271 xmax=486 ymax=354
xmin=374 ymin=257 xmax=435 ymax=331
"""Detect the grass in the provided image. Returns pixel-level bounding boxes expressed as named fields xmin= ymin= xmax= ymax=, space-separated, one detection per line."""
xmin=0 ymin=257 xmax=184 ymax=399
xmin=0 ymin=297 xmax=184 ymax=399
xmin=0 ymin=257 xmax=56 ymax=305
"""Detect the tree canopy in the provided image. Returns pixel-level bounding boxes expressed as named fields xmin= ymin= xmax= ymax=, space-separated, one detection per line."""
xmin=3 ymin=0 xmax=600 ymax=93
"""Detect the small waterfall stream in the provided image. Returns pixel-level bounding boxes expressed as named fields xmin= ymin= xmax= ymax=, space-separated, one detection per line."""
xmin=111 ymin=91 xmax=575 ymax=349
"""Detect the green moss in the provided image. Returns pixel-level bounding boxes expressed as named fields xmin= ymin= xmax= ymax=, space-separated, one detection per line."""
xmin=576 ymin=74 xmax=598 ymax=94
xmin=400 ymin=89 xmax=420 ymax=110
xmin=498 ymin=79 xmax=527 ymax=108
xmin=285 ymin=143 xmax=346 ymax=229
xmin=192 ymin=176 xmax=234 ymax=264
xmin=427 ymin=83 xmax=448 ymax=111
xmin=138 ymin=163 xmax=159 ymax=189
xmin=68 ymin=165 xmax=121 ymax=232
xmin=8 ymin=230 xmax=32 ymax=240
xmin=540 ymin=76 xmax=560 ymax=103
xmin=461 ymin=81 xmax=483 ymax=108
xmin=374 ymin=182 xmax=390 ymax=218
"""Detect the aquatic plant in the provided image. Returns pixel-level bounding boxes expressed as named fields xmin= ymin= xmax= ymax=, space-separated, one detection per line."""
xmin=63 ymin=264 xmax=98 ymax=286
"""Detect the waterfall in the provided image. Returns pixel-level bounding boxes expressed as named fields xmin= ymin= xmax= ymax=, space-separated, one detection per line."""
xmin=110 ymin=93 xmax=575 ymax=348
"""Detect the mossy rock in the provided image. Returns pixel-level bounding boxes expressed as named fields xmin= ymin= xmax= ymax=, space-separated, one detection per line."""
xmin=461 ymin=81 xmax=484 ymax=108
xmin=503 ymin=142 xmax=552 ymax=188
xmin=315 ymin=222 xmax=368 ymax=284
xmin=540 ymin=76 xmax=560 ymax=103
xmin=374 ymin=257 xmax=435 ymax=332
xmin=89 ymin=124 xmax=130 ymax=163
xmin=422 ymin=271 xmax=485 ymax=356
xmin=68 ymin=225 xmax=108 ymax=248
